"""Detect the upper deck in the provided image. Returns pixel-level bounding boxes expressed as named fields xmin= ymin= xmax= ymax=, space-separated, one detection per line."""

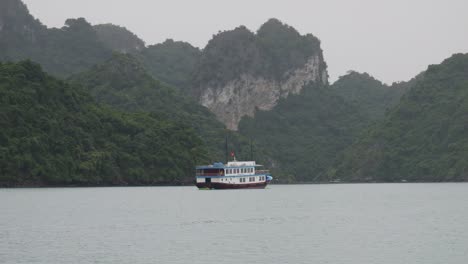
xmin=195 ymin=161 xmax=266 ymax=177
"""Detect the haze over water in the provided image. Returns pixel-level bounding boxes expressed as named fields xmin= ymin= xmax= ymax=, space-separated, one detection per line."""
xmin=1 ymin=184 xmax=468 ymax=264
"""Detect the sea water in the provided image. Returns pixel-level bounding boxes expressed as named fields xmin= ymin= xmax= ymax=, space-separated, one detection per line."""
xmin=1 ymin=183 xmax=467 ymax=264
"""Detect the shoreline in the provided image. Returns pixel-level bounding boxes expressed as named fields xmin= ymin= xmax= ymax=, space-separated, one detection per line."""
xmin=2 ymin=180 xmax=467 ymax=188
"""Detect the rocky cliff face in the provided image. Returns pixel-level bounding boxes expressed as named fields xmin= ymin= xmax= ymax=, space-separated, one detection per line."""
xmin=0 ymin=0 xmax=45 ymax=43
xmin=200 ymin=55 xmax=327 ymax=130
xmin=194 ymin=19 xmax=328 ymax=130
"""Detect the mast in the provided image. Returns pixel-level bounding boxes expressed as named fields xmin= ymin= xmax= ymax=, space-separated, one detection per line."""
xmin=225 ymin=134 xmax=228 ymax=164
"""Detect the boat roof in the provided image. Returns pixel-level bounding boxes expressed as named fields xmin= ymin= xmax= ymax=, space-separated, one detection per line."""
xmin=196 ymin=161 xmax=263 ymax=169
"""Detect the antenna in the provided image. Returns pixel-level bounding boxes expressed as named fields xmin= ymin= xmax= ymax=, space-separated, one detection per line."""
xmin=250 ymin=138 xmax=254 ymax=161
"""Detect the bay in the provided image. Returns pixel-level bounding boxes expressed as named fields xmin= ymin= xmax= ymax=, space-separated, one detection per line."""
xmin=1 ymin=183 xmax=467 ymax=264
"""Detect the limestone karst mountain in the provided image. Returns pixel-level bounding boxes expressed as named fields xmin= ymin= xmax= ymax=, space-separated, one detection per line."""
xmin=192 ymin=19 xmax=328 ymax=130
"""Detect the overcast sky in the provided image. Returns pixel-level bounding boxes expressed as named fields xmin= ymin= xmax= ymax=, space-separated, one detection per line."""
xmin=23 ymin=0 xmax=468 ymax=84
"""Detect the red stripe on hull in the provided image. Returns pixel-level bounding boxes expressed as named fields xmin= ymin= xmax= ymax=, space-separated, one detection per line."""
xmin=196 ymin=182 xmax=268 ymax=189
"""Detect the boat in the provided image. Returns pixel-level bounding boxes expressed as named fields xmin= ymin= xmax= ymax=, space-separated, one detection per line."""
xmin=195 ymin=159 xmax=273 ymax=189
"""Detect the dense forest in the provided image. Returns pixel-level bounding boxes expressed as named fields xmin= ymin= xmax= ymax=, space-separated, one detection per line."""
xmin=1 ymin=0 xmax=468 ymax=186
xmin=0 ymin=61 xmax=208 ymax=187
xmin=331 ymin=54 xmax=468 ymax=182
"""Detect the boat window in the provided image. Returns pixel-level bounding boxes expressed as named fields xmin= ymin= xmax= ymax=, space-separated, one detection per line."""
xmin=203 ymin=169 xmax=223 ymax=175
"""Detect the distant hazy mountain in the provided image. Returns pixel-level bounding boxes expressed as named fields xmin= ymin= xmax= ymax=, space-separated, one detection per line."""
xmin=0 ymin=0 xmax=46 ymax=59
xmin=0 ymin=0 xmax=112 ymax=77
xmin=94 ymin=23 xmax=146 ymax=53
xmin=331 ymin=54 xmax=468 ymax=182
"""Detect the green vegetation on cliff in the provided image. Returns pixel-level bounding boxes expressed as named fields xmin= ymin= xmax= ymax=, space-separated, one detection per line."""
xmin=239 ymin=83 xmax=367 ymax=182
xmin=331 ymin=71 xmax=408 ymax=119
xmin=332 ymin=54 xmax=468 ymax=182
xmin=0 ymin=61 xmax=207 ymax=187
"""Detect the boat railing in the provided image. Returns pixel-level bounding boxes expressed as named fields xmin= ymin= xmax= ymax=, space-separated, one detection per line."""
xmin=256 ymin=170 xmax=270 ymax=175
xmin=197 ymin=172 xmax=224 ymax=176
